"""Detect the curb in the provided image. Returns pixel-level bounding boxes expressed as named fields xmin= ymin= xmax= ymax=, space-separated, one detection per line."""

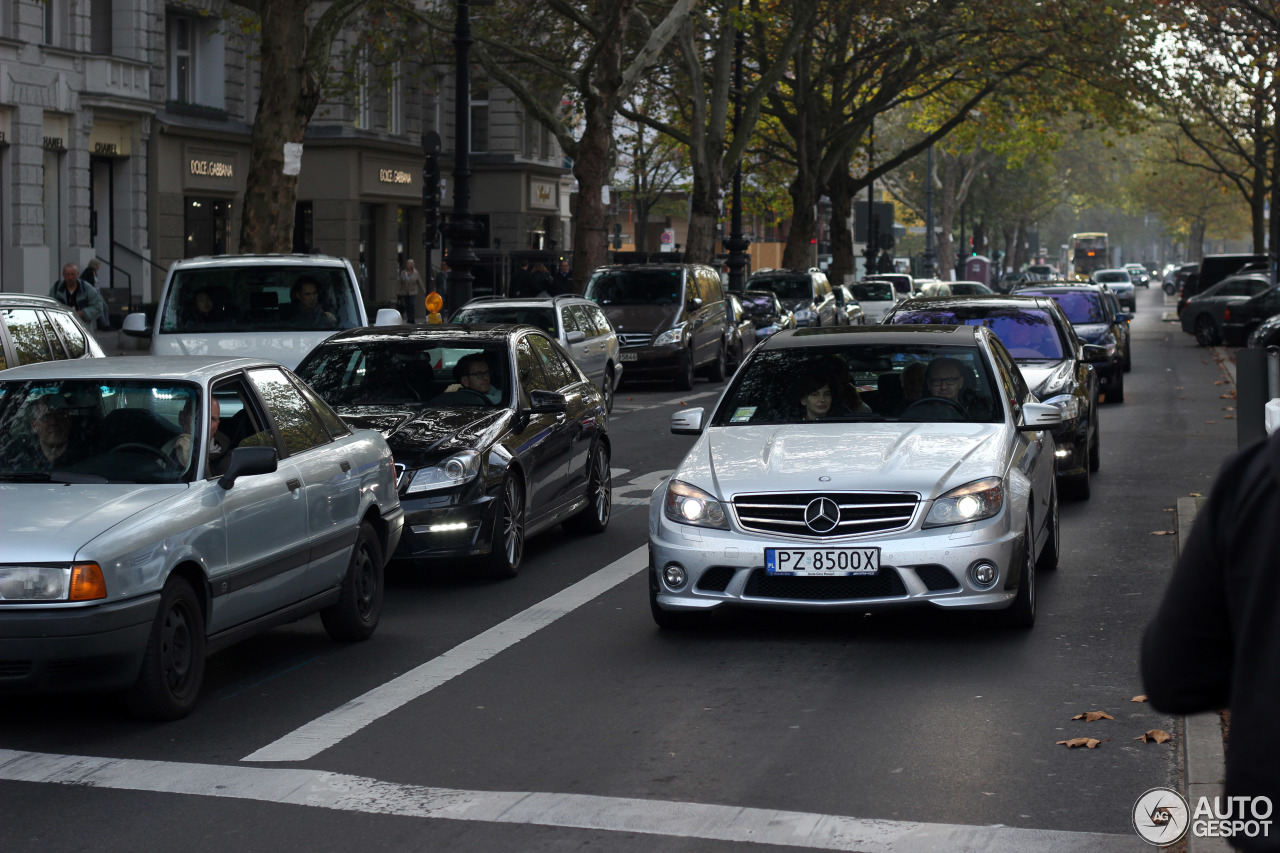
xmin=1176 ymin=495 xmax=1232 ymax=853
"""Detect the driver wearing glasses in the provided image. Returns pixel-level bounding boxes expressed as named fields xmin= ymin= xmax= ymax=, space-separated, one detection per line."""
xmin=449 ymin=353 xmax=502 ymax=405
xmin=918 ymin=357 xmax=990 ymax=421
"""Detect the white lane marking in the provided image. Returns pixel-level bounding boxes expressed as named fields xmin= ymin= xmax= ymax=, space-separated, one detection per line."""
xmin=612 ymin=388 xmax=721 ymax=417
xmin=243 ymin=545 xmax=650 ymax=762
xmin=0 ymin=748 xmax=1137 ymax=852
xmin=611 ymin=468 xmax=672 ymax=506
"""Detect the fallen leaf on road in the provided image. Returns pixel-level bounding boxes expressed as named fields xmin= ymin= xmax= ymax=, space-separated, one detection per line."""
xmin=1174 ymin=386 xmax=1184 ymax=390
xmin=1214 ymin=380 xmax=1223 ymax=385
xmin=1132 ymin=695 xmax=1148 ymax=702
xmin=1072 ymin=711 xmax=1115 ymax=722
xmin=1136 ymin=730 xmax=1173 ymax=744
xmin=1162 ymin=508 xmax=1174 ymax=512
xmin=1226 ymin=415 xmax=1235 ymax=420
xmin=1190 ymin=492 xmax=1202 ymax=497
xmin=1057 ymin=737 xmax=1106 ymax=749
xmin=1205 ymin=420 xmax=1217 ymax=424
xmin=1150 ymin=531 xmax=1175 ymax=536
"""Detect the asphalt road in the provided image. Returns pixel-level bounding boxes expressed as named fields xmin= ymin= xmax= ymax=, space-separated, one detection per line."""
xmin=0 ymin=287 xmax=1236 ymax=852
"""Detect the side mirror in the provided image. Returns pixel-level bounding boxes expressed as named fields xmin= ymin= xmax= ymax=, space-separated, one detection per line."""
xmin=671 ymin=407 xmax=705 ymax=435
xmin=122 ymin=312 xmax=150 ymax=338
xmin=1018 ymin=402 xmax=1063 ymax=431
xmin=528 ymin=389 xmax=568 ymax=414
xmin=1116 ymin=312 xmax=1133 ymax=323
xmin=687 ymin=297 xmax=704 ymax=310
xmin=218 ymin=446 xmax=278 ymax=490
xmin=1081 ymin=343 xmax=1110 ymax=364
xmin=375 ymin=308 xmax=403 ymax=326
xmin=566 ymin=329 xmax=587 ymax=344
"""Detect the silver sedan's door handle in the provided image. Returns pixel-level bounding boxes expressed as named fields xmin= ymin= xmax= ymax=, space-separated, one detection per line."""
xmin=340 ymin=461 xmax=351 ymax=473
xmin=287 ymin=478 xmax=302 ymax=492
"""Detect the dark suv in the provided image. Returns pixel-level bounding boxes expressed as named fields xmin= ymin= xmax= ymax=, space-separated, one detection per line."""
xmin=583 ymin=263 xmax=729 ymax=390
xmin=745 ymin=268 xmax=845 ymax=328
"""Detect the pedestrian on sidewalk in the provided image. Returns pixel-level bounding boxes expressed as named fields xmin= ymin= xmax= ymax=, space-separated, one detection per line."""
xmin=1143 ymin=429 xmax=1280 ymax=851
xmin=397 ymin=259 xmax=425 ymax=323
xmin=50 ymin=262 xmax=107 ymax=328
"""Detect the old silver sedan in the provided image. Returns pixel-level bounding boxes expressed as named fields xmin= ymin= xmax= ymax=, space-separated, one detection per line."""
xmin=0 ymin=356 xmax=403 ymax=719
xmin=649 ymin=326 xmax=1062 ymax=630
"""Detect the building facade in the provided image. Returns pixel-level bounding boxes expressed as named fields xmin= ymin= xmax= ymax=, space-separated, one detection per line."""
xmin=0 ymin=0 xmax=572 ymax=315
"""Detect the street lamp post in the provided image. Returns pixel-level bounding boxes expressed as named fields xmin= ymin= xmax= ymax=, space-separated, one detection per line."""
xmin=722 ymin=0 xmax=750 ymax=294
xmin=443 ymin=0 xmax=479 ymax=311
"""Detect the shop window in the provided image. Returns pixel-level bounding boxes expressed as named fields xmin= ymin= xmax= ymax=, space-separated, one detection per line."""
xmin=167 ymin=13 xmax=226 ymax=110
xmin=185 ymin=197 xmax=229 ymax=258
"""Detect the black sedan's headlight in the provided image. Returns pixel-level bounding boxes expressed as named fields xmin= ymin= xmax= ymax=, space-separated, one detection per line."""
xmin=405 ymin=449 xmax=481 ymax=495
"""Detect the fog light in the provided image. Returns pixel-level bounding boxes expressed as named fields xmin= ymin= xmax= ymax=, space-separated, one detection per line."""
xmin=663 ymin=563 xmax=687 ymax=589
xmin=429 ymin=521 xmax=469 ymax=533
xmin=969 ymin=561 xmax=998 ymax=589
xmin=1054 ymin=448 xmax=1071 ymax=459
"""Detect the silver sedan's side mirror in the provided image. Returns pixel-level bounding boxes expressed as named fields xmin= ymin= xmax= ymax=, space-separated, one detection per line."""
xmin=1018 ymin=402 xmax=1063 ymax=431
xmin=671 ymin=407 xmax=705 ymax=435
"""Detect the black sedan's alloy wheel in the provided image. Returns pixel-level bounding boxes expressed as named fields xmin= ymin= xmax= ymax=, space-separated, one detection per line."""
xmin=1194 ymin=313 xmax=1220 ymax=347
xmin=487 ymin=475 xmax=526 ymax=578
xmin=564 ymin=444 xmax=612 ymax=534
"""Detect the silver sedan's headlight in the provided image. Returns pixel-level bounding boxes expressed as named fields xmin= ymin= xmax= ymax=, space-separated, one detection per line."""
xmin=924 ymin=477 xmax=1004 ymax=528
xmin=1042 ymin=393 xmax=1081 ymax=421
xmin=405 ymin=449 xmax=481 ymax=494
xmin=0 ymin=564 xmax=106 ymax=601
xmin=663 ymin=480 xmax=729 ymax=529
xmin=654 ymin=324 xmax=688 ymax=346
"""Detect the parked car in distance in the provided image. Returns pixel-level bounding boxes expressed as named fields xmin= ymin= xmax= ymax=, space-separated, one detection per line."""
xmin=584 ymin=263 xmax=729 ymax=390
xmin=1 ymin=293 xmax=106 ymax=370
xmin=1220 ymin=285 xmax=1280 ymax=347
xmin=1090 ymin=269 xmax=1136 ymax=312
xmin=1247 ymin=313 xmax=1280 ymax=350
xmin=1027 ymin=264 xmax=1056 ymax=281
xmin=1124 ymin=263 xmax=1151 ymax=288
xmin=123 ymin=254 xmax=403 ymax=370
xmin=651 ymin=325 xmax=1062 ymax=630
xmin=863 ymin=273 xmax=915 ymax=300
xmin=848 ymin=279 xmax=899 ymax=323
xmin=885 ymin=295 xmax=1105 ymax=499
xmin=1017 ymin=283 xmax=1130 ymax=401
xmin=1178 ymin=254 xmax=1268 ymax=315
xmin=834 ymin=285 xmax=867 ymax=325
xmin=738 ymin=289 xmax=796 ymax=341
xmin=745 ymin=268 xmax=844 ymax=328
xmin=0 ymin=356 xmax=403 ymax=718
xmin=453 ymin=295 xmax=622 ymax=413
xmin=295 ymin=324 xmax=612 ymax=579
xmin=1179 ymin=273 xmax=1276 ymax=346
xmin=724 ymin=292 xmax=759 ymax=371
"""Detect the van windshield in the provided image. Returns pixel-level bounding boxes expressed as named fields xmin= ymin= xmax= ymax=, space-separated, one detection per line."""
xmin=584 ymin=270 xmax=683 ymax=306
xmin=746 ymin=275 xmax=812 ymax=301
xmin=158 ymin=265 xmax=362 ymax=333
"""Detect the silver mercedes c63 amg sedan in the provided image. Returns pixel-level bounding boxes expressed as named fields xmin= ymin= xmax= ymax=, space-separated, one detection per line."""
xmin=648 ymin=325 xmax=1063 ymax=630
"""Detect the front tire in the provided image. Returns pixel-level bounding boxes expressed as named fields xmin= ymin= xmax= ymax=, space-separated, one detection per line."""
xmin=998 ymin=523 xmax=1036 ymax=628
xmin=1037 ymin=484 xmax=1060 ymax=571
xmin=321 ymin=521 xmax=384 ymax=641
xmin=1107 ymin=368 xmax=1125 ymax=403
xmin=707 ymin=342 xmax=727 ymax=382
xmin=674 ymin=347 xmax=695 ymax=391
xmin=564 ymin=443 xmax=612 ymax=534
xmin=486 ymin=475 xmax=526 ymax=578
xmin=600 ymin=366 xmax=615 ymax=414
xmin=1194 ymin=314 xmax=1220 ymax=347
xmin=127 ymin=576 xmax=206 ymax=720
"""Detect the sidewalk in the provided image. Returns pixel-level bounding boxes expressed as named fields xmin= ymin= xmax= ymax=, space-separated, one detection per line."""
xmin=1177 ymin=341 xmax=1235 ymax=853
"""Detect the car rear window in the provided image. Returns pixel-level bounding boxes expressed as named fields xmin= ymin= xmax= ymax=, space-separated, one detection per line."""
xmin=850 ymin=282 xmax=895 ymax=301
xmin=888 ymin=307 xmax=1065 ymax=360
xmin=452 ymin=305 xmax=556 ymax=335
xmin=1019 ymin=291 xmax=1106 ymax=325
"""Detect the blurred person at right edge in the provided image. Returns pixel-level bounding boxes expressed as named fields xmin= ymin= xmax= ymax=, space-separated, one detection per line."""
xmin=1142 ymin=430 xmax=1280 ymax=852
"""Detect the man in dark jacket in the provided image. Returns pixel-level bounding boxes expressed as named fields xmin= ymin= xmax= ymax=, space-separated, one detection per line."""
xmin=1142 ymin=431 xmax=1280 ymax=852
xmin=550 ymin=258 xmax=574 ymax=295
xmin=50 ymin=263 xmax=107 ymax=327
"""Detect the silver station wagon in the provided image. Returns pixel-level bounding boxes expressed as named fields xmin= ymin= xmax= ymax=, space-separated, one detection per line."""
xmin=649 ymin=326 xmax=1063 ymax=630
xmin=0 ymin=356 xmax=403 ymax=719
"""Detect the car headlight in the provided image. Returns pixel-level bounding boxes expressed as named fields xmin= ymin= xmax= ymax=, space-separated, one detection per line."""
xmin=405 ymin=449 xmax=481 ymax=494
xmin=663 ymin=480 xmax=729 ymax=529
xmin=924 ymin=477 xmax=1004 ymax=528
xmin=0 ymin=563 xmax=106 ymax=601
xmin=654 ymin=324 xmax=687 ymax=346
xmin=1042 ymin=393 xmax=1081 ymax=421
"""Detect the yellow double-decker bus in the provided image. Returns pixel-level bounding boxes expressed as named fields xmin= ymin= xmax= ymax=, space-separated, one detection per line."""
xmin=1068 ymin=232 xmax=1109 ymax=279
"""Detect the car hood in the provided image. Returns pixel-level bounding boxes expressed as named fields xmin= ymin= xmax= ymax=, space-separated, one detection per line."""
xmin=337 ymin=405 xmax=510 ymax=461
xmin=677 ymin=422 xmax=1007 ymax=500
xmin=1017 ymin=359 xmax=1076 ymax=399
xmin=600 ymin=304 xmax=682 ymax=337
xmin=0 ymin=484 xmax=186 ymax=563
xmin=1073 ymin=324 xmax=1112 ymax=344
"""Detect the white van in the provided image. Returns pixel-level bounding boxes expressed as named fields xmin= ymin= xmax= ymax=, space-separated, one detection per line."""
xmin=124 ymin=255 xmax=401 ymax=369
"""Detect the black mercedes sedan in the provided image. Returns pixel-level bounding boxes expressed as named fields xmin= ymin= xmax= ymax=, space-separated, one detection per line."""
xmin=295 ymin=324 xmax=612 ymax=578
xmin=1015 ymin=283 xmax=1130 ymax=403
xmin=884 ymin=295 xmax=1108 ymax=499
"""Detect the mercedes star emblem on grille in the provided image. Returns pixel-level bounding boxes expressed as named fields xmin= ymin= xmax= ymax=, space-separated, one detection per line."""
xmin=803 ymin=497 xmax=840 ymax=533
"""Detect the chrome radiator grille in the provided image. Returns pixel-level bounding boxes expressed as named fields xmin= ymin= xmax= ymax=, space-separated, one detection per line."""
xmin=732 ymin=492 xmax=918 ymax=538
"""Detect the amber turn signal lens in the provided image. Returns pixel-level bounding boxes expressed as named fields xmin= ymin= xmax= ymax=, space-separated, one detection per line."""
xmin=69 ymin=563 xmax=107 ymax=601
xmin=425 ymin=291 xmax=444 ymax=314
